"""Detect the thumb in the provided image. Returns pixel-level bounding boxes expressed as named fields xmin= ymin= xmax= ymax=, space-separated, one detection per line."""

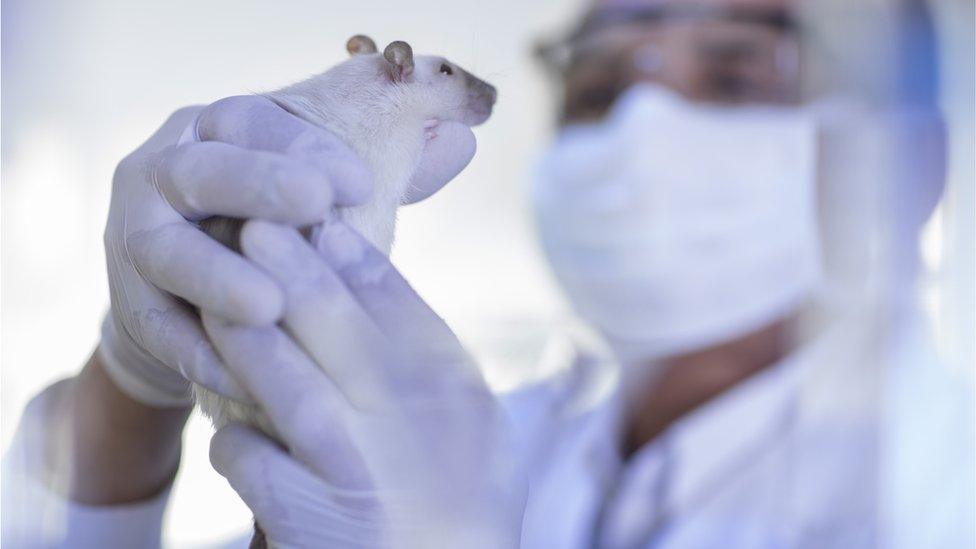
xmin=402 ymin=121 xmax=477 ymax=204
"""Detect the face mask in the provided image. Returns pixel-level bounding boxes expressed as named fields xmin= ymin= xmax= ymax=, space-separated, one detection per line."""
xmin=533 ymin=84 xmax=821 ymax=363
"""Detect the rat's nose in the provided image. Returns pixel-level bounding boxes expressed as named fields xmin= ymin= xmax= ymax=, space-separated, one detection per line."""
xmin=468 ymin=74 xmax=497 ymax=106
xmin=465 ymin=74 xmax=497 ymax=125
xmin=483 ymin=82 xmax=498 ymax=105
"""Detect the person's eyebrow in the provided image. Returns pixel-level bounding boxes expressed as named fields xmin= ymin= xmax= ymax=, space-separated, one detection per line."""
xmin=698 ymin=37 xmax=766 ymax=63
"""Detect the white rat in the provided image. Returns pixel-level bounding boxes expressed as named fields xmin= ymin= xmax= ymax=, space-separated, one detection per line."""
xmin=194 ymin=35 xmax=496 ymax=437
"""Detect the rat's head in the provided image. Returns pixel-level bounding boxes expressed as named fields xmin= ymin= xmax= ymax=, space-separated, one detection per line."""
xmin=346 ymin=35 xmax=497 ymax=126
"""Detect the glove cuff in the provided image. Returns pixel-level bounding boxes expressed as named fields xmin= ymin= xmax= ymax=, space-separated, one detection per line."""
xmin=97 ymin=313 xmax=193 ymax=408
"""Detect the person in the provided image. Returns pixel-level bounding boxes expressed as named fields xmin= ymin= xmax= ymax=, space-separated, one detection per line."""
xmin=3 ymin=0 xmax=968 ymax=547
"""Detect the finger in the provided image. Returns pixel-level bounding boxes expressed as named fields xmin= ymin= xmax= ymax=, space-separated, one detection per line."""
xmin=154 ymin=141 xmax=332 ymax=224
xmin=129 ymin=300 xmax=251 ymax=401
xmin=194 ymin=95 xmax=373 ymax=205
xmin=127 ymin=222 xmax=283 ymax=325
xmin=238 ymin=220 xmax=391 ymax=406
xmin=402 ymin=121 xmax=477 ymax=204
xmin=309 ymin=221 xmax=462 ymax=358
xmin=202 ymin=314 xmax=371 ymax=488
xmin=135 ymin=105 xmax=206 ymax=155
xmin=309 ymin=221 xmax=485 ymax=404
xmin=210 ymin=423 xmax=382 ymax=545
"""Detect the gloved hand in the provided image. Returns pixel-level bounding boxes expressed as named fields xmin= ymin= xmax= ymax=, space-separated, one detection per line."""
xmin=203 ymin=220 xmax=526 ymax=548
xmin=99 ymin=95 xmax=373 ymax=407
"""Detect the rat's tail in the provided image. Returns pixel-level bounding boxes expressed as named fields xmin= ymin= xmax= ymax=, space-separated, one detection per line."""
xmin=249 ymin=520 xmax=268 ymax=549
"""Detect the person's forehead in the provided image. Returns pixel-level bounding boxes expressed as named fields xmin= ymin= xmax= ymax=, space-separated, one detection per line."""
xmin=592 ymin=0 xmax=793 ymax=11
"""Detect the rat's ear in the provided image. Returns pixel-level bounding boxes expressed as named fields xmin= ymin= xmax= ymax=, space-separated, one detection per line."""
xmin=383 ymin=40 xmax=414 ymax=81
xmin=346 ymin=35 xmax=378 ymax=56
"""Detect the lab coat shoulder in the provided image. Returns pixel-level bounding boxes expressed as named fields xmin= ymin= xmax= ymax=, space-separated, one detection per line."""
xmin=499 ymin=345 xmax=624 ymax=549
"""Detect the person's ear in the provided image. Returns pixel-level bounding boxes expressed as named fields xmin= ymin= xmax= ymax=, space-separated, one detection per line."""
xmin=346 ymin=35 xmax=378 ymax=56
xmin=383 ymin=41 xmax=414 ymax=82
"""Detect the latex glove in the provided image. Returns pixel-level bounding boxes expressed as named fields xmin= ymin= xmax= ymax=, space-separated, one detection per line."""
xmin=100 ymin=95 xmax=372 ymax=407
xmin=203 ymin=220 xmax=526 ymax=548
xmin=402 ymin=120 xmax=476 ymax=204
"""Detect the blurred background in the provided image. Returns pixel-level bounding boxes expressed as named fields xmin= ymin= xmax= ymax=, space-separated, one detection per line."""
xmin=1 ymin=0 xmax=973 ymax=546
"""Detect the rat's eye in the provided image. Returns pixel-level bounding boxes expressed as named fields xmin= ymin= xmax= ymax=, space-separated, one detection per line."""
xmin=439 ymin=63 xmax=454 ymax=76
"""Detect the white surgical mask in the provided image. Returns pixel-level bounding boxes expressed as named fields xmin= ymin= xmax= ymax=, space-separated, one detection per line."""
xmin=533 ymin=84 xmax=822 ymax=364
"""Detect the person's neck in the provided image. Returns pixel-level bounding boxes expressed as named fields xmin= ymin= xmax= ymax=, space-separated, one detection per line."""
xmin=623 ymin=316 xmax=796 ymax=457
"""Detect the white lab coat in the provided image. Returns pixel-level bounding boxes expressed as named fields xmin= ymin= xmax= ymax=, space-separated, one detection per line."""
xmin=513 ymin=308 xmax=883 ymax=549
xmin=3 ymin=308 xmax=972 ymax=548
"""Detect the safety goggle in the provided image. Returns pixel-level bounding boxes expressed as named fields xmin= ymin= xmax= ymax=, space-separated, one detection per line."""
xmin=536 ymin=4 xmax=802 ymax=123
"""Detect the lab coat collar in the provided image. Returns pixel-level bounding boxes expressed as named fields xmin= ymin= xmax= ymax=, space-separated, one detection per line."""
xmin=609 ymin=334 xmax=815 ymax=532
xmin=662 ymin=348 xmax=803 ymax=517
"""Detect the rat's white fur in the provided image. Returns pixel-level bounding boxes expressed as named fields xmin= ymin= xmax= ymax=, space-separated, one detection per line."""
xmin=194 ymin=42 xmax=494 ymax=437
